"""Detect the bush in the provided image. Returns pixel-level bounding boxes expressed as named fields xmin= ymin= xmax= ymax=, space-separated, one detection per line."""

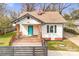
xmin=64 ymin=27 xmax=79 ymax=35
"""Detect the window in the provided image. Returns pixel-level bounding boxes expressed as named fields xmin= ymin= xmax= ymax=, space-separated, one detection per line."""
xmin=47 ymin=25 xmax=57 ymax=33
xmin=27 ymin=16 xmax=30 ymax=19
xmin=47 ymin=25 xmax=49 ymax=33
xmin=50 ymin=26 xmax=53 ymax=33
xmin=55 ymin=25 xmax=57 ymax=33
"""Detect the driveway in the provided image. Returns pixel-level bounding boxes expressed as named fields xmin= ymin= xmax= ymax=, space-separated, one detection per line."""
xmin=64 ymin=32 xmax=79 ymax=47
xmin=48 ymin=50 xmax=79 ymax=56
xmin=67 ymin=35 xmax=79 ymax=47
xmin=64 ymin=32 xmax=76 ymax=38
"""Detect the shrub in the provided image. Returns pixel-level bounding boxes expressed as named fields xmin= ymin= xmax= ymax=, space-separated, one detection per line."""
xmin=64 ymin=27 xmax=79 ymax=35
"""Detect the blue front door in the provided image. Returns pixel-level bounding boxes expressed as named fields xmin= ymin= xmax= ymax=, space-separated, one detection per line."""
xmin=28 ymin=25 xmax=33 ymax=36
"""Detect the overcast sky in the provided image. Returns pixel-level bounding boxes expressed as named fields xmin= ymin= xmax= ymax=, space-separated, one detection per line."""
xmin=6 ymin=3 xmax=79 ymax=14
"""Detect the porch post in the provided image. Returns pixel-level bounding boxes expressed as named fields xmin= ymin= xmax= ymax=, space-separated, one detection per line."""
xmin=39 ymin=24 xmax=45 ymax=46
xmin=39 ymin=24 xmax=42 ymax=36
xmin=38 ymin=24 xmax=43 ymax=46
xmin=16 ymin=24 xmax=20 ymax=38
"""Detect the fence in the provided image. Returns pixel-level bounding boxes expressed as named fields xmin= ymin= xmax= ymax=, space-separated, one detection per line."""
xmin=0 ymin=46 xmax=48 ymax=56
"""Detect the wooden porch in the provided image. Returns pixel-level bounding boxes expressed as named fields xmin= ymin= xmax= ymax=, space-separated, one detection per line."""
xmin=12 ymin=35 xmax=45 ymax=46
xmin=11 ymin=24 xmax=46 ymax=46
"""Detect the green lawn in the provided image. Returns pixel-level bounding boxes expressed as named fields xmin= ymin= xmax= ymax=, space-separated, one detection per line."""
xmin=47 ymin=39 xmax=79 ymax=51
xmin=0 ymin=32 xmax=16 ymax=46
xmin=0 ymin=31 xmax=79 ymax=52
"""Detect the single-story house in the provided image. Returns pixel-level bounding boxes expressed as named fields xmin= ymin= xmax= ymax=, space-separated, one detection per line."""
xmin=12 ymin=11 xmax=66 ymax=46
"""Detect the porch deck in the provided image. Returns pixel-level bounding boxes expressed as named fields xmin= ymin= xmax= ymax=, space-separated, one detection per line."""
xmin=12 ymin=36 xmax=43 ymax=46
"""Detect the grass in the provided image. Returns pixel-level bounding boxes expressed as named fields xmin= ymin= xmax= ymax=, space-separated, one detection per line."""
xmin=0 ymin=32 xmax=16 ymax=46
xmin=47 ymin=39 xmax=79 ymax=51
xmin=0 ymin=31 xmax=79 ymax=52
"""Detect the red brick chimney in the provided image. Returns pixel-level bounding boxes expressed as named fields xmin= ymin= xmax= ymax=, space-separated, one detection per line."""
xmin=37 ymin=10 xmax=44 ymax=15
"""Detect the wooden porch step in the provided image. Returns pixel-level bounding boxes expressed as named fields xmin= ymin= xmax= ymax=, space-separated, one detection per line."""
xmin=12 ymin=43 xmax=42 ymax=46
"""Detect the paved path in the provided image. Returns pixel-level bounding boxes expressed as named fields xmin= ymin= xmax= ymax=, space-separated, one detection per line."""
xmin=48 ymin=50 xmax=79 ymax=56
xmin=67 ymin=35 xmax=79 ymax=46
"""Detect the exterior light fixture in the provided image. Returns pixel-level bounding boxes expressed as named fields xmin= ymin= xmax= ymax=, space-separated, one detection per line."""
xmin=12 ymin=24 xmax=16 ymax=26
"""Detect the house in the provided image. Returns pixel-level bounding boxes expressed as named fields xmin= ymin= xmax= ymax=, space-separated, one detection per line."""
xmin=74 ymin=20 xmax=79 ymax=29
xmin=12 ymin=11 xmax=66 ymax=46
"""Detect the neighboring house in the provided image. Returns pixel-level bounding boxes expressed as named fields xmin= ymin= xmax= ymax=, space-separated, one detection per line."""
xmin=74 ymin=20 xmax=79 ymax=29
xmin=12 ymin=11 xmax=66 ymax=46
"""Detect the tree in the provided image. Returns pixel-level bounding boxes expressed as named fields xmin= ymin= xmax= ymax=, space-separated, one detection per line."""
xmin=20 ymin=3 xmax=71 ymax=15
xmin=21 ymin=3 xmax=36 ymax=12
xmin=0 ymin=3 xmax=7 ymax=30
xmin=63 ymin=14 xmax=72 ymax=20
xmin=38 ymin=3 xmax=71 ymax=14
xmin=0 ymin=15 xmax=11 ymax=34
xmin=38 ymin=3 xmax=50 ymax=11
xmin=0 ymin=3 xmax=7 ymax=14
xmin=70 ymin=9 xmax=79 ymax=20
xmin=9 ymin=10 xmax=20 ymax=20
xmin=0 ymin=3 xmax=12 ymax=34
xmin=56 ymin=3 xmax=71 ymax=14
xmin=46 ymin=3 xmax=71 ymax=14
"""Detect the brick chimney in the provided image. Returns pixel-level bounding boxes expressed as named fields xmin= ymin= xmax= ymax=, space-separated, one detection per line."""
xmin=37 ymin=10 xmax=44 ymax=15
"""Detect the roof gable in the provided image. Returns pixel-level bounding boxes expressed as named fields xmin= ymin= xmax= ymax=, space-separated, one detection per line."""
xmin=16 ymin=16 xmax=41 ymax=24
xmin=12 ymin=11 xmax=66 ymax=24
xmin=13 ymin=13 xmax=44 ymax=24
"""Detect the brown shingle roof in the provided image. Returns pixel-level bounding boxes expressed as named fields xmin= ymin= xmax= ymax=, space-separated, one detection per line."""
xmin=16 ymin=11 xmax=66 ymax=23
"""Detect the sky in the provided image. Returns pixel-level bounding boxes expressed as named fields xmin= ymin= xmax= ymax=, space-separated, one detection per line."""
xmin=6 ymin=3 xmax=79 ymax=14
xmin=7 ymin=3 xmax=22 ymax=12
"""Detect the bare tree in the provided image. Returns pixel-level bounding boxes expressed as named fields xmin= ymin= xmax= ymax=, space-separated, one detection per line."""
xmin=0 ymin=3 xmax=6 ymax=14
xmin=9 ymin=10 xmax=20 ymax=20
xmin=20 ymin=3 xmax=71 ymax=15
xmin=56 ymin=3 xmax=71 ymax=14
xmin=39 ymin=3 xmax=47 ymax=11
xmin=44 ymin=3 xmax=71 ymax=14
xmin=45 ymin=3 xmax=57 ymax=11
xmin=38 ymin=3 xmax=52 ymax=11
xmin=37 ymin=3 xmax=71 ymax=14
xmin=21 ymin=3 xmax=36 ymax=12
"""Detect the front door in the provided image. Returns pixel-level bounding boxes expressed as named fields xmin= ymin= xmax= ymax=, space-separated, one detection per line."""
xmin=28 ymin=25 xmax=33 ymax=36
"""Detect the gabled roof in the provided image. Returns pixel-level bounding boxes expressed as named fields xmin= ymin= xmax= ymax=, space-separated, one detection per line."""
xmin=12 ymin=11 xmax=66 ymax=24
